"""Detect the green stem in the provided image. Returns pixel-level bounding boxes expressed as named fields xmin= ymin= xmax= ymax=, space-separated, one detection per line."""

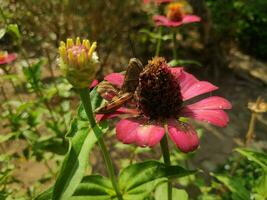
xmin=155 ymin=27 xmax=163 ymax=57
xmin=172 ymin=31 xmax=178 ymax=60
xmin=79 ymin=88 xmax=123 ymax=200
xmin=160 ymin=134 xmax=172 ymax=200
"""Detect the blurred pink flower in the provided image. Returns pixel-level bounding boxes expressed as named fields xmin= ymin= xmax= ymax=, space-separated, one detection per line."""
xmin=96 ymin=57 xmax=231 ymax=153
xmin=144 ymin=0 xmax=173 ymax=4
xmin=0 ymin=51 xmax=17 ymax=65
xmin=153 ymin=2 xmax=200 ymax=27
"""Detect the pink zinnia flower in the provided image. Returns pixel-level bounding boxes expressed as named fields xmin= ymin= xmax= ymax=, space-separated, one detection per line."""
xmin=153 ymin=2 xmax=200 ymax=27
xmin=144 ymin=0 xmax=173 ymax=4
xmin=96 ymin=57 xmax=231 ymax=153
xmin=0 ymin=51 xmax=17 ymax=65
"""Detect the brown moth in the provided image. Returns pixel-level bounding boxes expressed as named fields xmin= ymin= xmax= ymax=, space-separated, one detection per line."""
xmin=95 ymin=58 xmax=144 ymax=114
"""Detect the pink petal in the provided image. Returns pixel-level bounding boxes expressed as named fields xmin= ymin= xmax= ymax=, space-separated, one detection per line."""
xmin=182 ymin=15 xmax=201 ymax=24
xmin=182 ymin=81 xmax=218 ymax=101
xmin=153 ymin=15 xmax=183 ymax=27
xmin=171 ymin=69 xmax=218 ymax=101
xmin=181 ymin=109 xmax=230 ymax=127
xmin=185 ymin=96 xmax=232 ymax=110
xmin=169 ymin=67 xmax=183 ymax=78
xmin=167 ymin=119 xmax=199 ymax=153
xmin=96 ymin=107 xmax=138 ymax=122
xmin=116 ymin=118 xmax=165 ymax=147
xmin=0 ymin=53 xmax=17 ymax=65
xmin=177 ymin=70 xmax=198 ymax=93
xmin=104 ymin=73 xmax=124 ymax=88
xmin=96 ymin=113 xmax=119 ymax=122
xmin=89 ymin=79 xmax=99 ymax=89
xmin=153 ymin=14 xmax=200 ymax=27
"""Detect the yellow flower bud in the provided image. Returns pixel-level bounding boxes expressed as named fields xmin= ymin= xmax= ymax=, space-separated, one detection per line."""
xmin=66 ymin=38 xmax=74 ymax=48
xmin=88 ymin=42 xmax=97 ymax=59
xmin=76 ymin=37 xmax=81 ymax=46
xmin=58 ymin=37 xmax=100 ymax=88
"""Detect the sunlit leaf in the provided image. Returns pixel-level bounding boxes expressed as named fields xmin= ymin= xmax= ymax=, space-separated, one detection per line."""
xmin=52 ymin=119 xmax=108 ymax=200
xmin=0 ymin=28 xmax=6 ymax=39
xmin=212 ymin=173 xmax=249 ymax=200
xmin=7 ymin=24 xmax=21 ymax=40
xmin=253 ymin=172 xmax=267 ymax=199
xmin=155 ymin=183 xmax=188 ymax=200
xmin=235 ymin=148 xmax=267 ymax=170
xmin=36 ymin=175 xmax=115 ymax=200
xmin=0 ymin=132 xmax=16 ymax=143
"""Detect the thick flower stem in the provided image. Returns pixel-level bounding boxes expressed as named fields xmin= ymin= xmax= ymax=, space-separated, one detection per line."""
xmin=79 ymin=88 xmax=123 ymax=200
xmin=160 ymin=134 xmax=172 ymax=200
xmin=172 ymin=31 xmax=178 ymax=60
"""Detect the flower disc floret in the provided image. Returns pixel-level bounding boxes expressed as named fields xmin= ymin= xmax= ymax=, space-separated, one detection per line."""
xmin=58 ymin=37 xmax=99 ymax=88
xmin=166 ymin=2 xmax=184 ymax=21
xmin=136 ymin=57 xmax=183 ymax=119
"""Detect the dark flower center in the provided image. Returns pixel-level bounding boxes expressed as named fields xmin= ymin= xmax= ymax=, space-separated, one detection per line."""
xmin=135 ymin=57 xmax=183 ymax=120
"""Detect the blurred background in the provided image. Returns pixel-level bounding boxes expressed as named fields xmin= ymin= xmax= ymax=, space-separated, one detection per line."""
xmin=0 ymin=0 xmax=267 ymax=199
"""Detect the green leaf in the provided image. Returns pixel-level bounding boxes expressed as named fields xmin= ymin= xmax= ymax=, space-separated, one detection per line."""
xmin=235 ymin=148 xmax=267 ymax=170
xmin=0 ymin=132 xmax=16 ymax=143
xmin=155 ymin=183 xmax=188 ymax=200
xmin=0 ymin=74 xmax=20 ymax=83
xmin=254 ymin=172 xmax=267 ymax=199
xmin=36 ymin=175 xmax=115 ymax=200
xmin=168 ymin=59 xmax=202 ymax=67
xmin=52 ymin=119 xmax=108 ymax=200
xmin=139 ymin=29 xmax=172 ymax=41
xmin=70 ymin=175 xmax=115 ymax=200
xmin=35 ymin=187 xmax=53 ymax=200
xmin=6 ymin=24 xmax=21 ymax=40
xmin=212 ymin=173 xmax=250 ymax=200
xmin=33 ymin=136 xmax=68 ymax=155
xmin=119 ymin=160 xmax=195 ymax=200
xmin=23 ymin=60 xmax=44 ymax=90
xmin=198 ymin=194 xmax=220 ymax=200
xmin=0 ymin=28 xmax=6 ymax=39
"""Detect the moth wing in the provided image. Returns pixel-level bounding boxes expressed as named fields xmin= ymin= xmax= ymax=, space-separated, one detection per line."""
xmin=121 ymin=58 xmax=144 ymax=93
xmin=96 ymin=81 xmax=119 ymax=101
xmin=95 ymin=92 xmax=133 ymax=114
